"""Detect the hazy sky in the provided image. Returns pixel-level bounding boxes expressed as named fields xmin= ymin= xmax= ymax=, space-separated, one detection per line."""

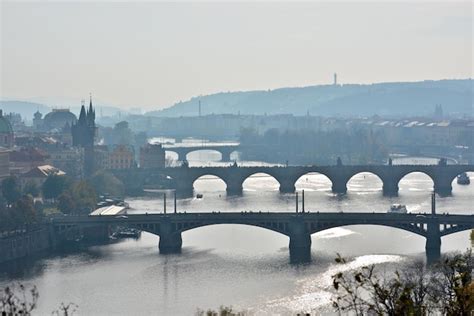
xmin=1 ymin=1 xmax=472 ymax=110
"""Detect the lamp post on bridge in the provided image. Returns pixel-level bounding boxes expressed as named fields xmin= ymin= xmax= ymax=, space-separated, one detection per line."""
xmin=431 ymin=191 xmax=436 ymax=215
xmin=295 ymin=190 xmax=305 ymax=213
xmin=295 ymin=192 xmax=298 ymax=213
xmin=302 ymin=190 xmax=305 ymax=213
xmin=174 ymin=191 xmax=177 ymax=214
xmin=163 ymin=193 xmax=166 ymax=214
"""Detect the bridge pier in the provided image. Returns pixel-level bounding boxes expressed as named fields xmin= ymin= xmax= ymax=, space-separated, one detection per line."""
xmin=220 ymin=151 xmax=232 ymax=162
xmin=176 ymin=151 xmax=187 ymax=162
xmin=158 ymin=222 xmax=182 ymax=254
xmin=331 ymin=179 xmax=347 ymax=194
xmin=288 ymin=218 xmax=311 ymax=263
xmin=279 ymin=180 xmax=295 ymax=193
xmin=425 ymin=221 xmax=441 ymax=264
xmin=434 ymin=180 xmax=452 ymax=197
xmin=226 ymin=180 xmax=243 ymax=195
xmin=174 ymin=179 xmax=194 ymax=197
xmin=159 ymin=233 xmax=182 ymax=253
xmin=382 ymin=180 xmax=399 ymax=196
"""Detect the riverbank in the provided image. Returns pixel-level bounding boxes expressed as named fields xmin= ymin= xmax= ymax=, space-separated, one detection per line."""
xmin=0 ymin=228 xmax=51 ymax=264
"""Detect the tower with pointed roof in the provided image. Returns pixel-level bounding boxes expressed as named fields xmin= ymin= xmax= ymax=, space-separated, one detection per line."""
xmin=72 ymin=96 xmax=96 ymax=175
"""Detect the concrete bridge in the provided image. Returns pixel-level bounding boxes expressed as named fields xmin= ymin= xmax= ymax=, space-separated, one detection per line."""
xmin=162 ymin=144 xmax=239 ymax=162
xmin=113 ymin=164 xmax=474 ymax=196
xmin=51 ymin=212 xmax=474 ymax=264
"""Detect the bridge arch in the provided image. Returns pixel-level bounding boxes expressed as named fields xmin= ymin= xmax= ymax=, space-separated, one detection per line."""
xmin=178 ymin=222 xmax=290 ymax=237
xmin=397 ymin=171 xmax=435 ymax=193
xmin=440 ymin=222 xmax=474 ymax=237
xmin=185 ymin=149 xmax=224 ymax=162
xmin=129 ymin=220 xmax=290 ymax=237
xmin=164 ymin=150 xmax=179 ymax=161
xmin=294 ymin=172 xmax=332 ymax=191
xmin=241 ymin=172 xmax=281 ymax=191
xmin=346 ymin=172 xmax=384 ymax=192
xmin=192 ymin=174 xmax=228 ymax=191
xmin=309 ymin=222 xmax=427 ymax=238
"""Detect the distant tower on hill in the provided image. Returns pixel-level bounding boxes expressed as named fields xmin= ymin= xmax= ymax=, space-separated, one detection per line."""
xmin=434 ymin=104 xmax=443 ymax=119
xmin=333 ymin=73 xmax=338 ymax=85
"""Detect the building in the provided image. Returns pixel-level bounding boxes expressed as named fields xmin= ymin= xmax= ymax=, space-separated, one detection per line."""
xmin=9 ymin=147 xmax=50 ymax=175
xmin=108 ymin=145 xmax=135 ymax=169
xmin=71 ymin=97 xmax=96 ymax=175
xmin=93 ymin=145 xmax=136 ymax=170
xmin=94 ymin=145 xmax=111 ymax=170
xmin=140 ymin=144 xmax=165 ymax=168
xmin=14 ymin=135 xmax=58 ymax=149
xmin=0 ymin=148 xmax=10 ymax=180
xmin=0 ymin=110 xmax=14 ymax=148
xmin=33 ymin=110 xmax=43 ymax=130
xmin=20 ymin=165 xmax=66 ymax=188
xmin=5 ymin=112 xmax=26 ymax=132
xmin=43 ymin=109 xmax=77 ymax=131
xmin=47 ymin=145 xmax=84 ymax=178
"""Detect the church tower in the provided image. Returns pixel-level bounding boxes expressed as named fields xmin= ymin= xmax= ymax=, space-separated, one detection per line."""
xmin=72 ymin=96 xmax=96 ymax=176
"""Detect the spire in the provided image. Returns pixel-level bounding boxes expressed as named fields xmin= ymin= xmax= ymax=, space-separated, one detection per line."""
xmin=89 ymin=93 xmax=93 ymax=114
xmin=79 ymin=105 xmax=86 ymax=122
xmin=87 ymin=93 xmax=95 ymax=124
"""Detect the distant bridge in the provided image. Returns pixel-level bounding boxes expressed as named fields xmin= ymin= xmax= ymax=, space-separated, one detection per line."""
xmin=113 ymin=164 xmax=474 ymax=196
xmin=51 ymin=212 xmax=474 ymax=263
xmin=162 ymin=144 xmax=240 ymax=162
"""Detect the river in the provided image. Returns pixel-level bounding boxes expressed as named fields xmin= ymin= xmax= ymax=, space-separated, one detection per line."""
xmin=1 ymin=154 xmax=472 ymax=315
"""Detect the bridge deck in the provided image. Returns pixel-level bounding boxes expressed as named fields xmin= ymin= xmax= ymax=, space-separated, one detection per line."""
xmin=52 ymin=212 xmax=474 ymax=225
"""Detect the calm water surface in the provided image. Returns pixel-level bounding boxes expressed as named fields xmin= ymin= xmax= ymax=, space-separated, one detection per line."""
xmin=1 ymin=154 xmax=472 ymax=315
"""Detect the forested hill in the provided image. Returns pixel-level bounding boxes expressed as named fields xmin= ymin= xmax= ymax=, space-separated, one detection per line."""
xmin=148 ymin=79 xmax=473 ymax=117
xmin=0 ymin=101 xmax=49 ymax=119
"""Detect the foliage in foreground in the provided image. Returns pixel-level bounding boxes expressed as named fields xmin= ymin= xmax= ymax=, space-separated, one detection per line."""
xmin=1 ymin=284 xmax=77 ymax=316
xmin=196 ymin=305 xmax=246 ymax=316
xmin=0 ymin=284 xmax=39 ymax=315
xmin=332 ymin=251 xmax=474 ymax=315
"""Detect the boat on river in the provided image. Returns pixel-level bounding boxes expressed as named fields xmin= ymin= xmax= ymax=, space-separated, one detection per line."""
xmin=111 ymin=228 xmax=141 ymax=239
xmin=457 ymin=172 xmax=470 ymax=185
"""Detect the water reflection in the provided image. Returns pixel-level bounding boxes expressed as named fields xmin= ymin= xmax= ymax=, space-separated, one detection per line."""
xmin=1 ymin=156 xmax=472 ymax=315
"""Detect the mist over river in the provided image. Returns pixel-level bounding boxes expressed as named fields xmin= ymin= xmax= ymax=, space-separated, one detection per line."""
xmin=1 ymin=154 xmax=472 ymax=315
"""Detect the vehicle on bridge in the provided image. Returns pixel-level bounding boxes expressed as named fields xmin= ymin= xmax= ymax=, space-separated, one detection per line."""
xmin=388 ymin=204 xmax=408 ymax=214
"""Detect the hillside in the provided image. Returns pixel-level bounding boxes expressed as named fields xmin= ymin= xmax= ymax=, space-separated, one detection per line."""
xmin=0 ymin=101 xmax=50 ymax=120
xmin=147 ymin=79 xmax=473 ymax=117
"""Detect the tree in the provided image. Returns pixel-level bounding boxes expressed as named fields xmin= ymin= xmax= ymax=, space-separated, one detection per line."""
xmin=42 ymin=175 xmax=72 ymax=200
xmin=1 ymin=284 xmax=39 ymax=315
xmin=1 ymin=176 xmax=21 ymax=205
xmin=90 ymin=171 xmax=124 ymax=197
xmin=12 ymin=195 xmax=36 ymax=225
xmin=196 ymin=306 xmax=246 ymax=316
xmin=1 ymin=284 xmax=77 ymax=315
xmin=332 ymin=252 xmax=474 ymax=315
xmin=70 ymin=181 xmax=97 ymax=215
xmin=0 ymin=203 xmax=13 ymax=232
xmin=23 ymin=180 xmax=40 ymax=197
xmin=58 ymin=191 xmax=76 ymax=215
xmin=57 ymin=181 xmax=96 ymax=215
xmin=430 ymin=252 xmax=474 ymax=315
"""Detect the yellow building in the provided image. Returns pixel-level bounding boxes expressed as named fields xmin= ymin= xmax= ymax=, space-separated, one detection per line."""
xmin=108 ymin=145 xmax=135 ymax=169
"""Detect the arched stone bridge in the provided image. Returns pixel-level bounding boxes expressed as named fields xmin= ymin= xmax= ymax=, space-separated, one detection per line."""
xmin=51 ymin=212 xmax=474 ymax=264
xmin=162 ymin=144 xmax=239 ymax=162
xmin=113 ymin=164 xmax=474 ymax=196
